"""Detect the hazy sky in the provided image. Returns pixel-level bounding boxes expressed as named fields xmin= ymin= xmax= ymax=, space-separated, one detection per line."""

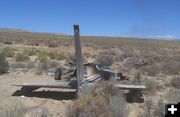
xmin=0 ymin=0 xmax=180 ymax=39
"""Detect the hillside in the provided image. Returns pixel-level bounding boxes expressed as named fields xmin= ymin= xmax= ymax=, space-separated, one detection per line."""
xmin=0 ymin=28 xmax=180 ymax=117
xmin=0 ymin=28 xmax=180 ymax=48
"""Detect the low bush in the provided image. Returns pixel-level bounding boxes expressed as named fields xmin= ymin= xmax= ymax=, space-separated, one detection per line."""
xmin=48 ymin=42 xmax=58 ymax=48
xmin=48 ymin=51 xmax=56 ymax=59
xmin=123 ymin=56 xmax=139 ymax=68
xmin=1 ymin=47 xmax=15 ymax=57
xmin=93 ymin=81 xmax=124 ymax=99
xmin=144 ymin=78 xmax=156 ymax=95
xmin=108 ymin=95 xmax=129 ymax=117
xmin=28 ymin=42 xmax=39 ymax=46
xmin=23 ymin=48 xmax=37 ymax=56
xmin=154 ymin=99 xmax=165 ymax=117
xmin=38 ymin=63 xmax=48 ymax=71
xmin=0 ymin=52 xmax=9 ymax=74
xmin=57 ymin=51 xmax=65 ymax=60
xmin=67 ymin=81 xmax=128 ymax=117
xmin=96 ymin=51 xmax=116 ymax=66
xmin=166 ymin=88 xmax=180 ymax=103
xmin=26 ymin=106 xmax=49 ymax=117
xmin=67 ymin=94 xmax=108 ymax=117
xmin=133 ymin=72 xmax=142 ymax=84
xmin=49 ymin=51 xmax=66 ymax=60
xmin=0 ymin=100 xmax=27 ymax=117
xmin=145 ymin=97 xmax=153 ymax=117
xmin=161 ymin=61 xmax=180 ymax=75
xmin=115 ymin=53 xmax=125 ymax=62
xmin=15 ymin=53 xmax=29 ymax=62
xmin=65 ymin=53 xmax=76 ymax=64
xmin=140 ymin=65 xmax=161 ymax=76
xmin=121 ymin=48 xmax=134 ymax=58
xmin=140 ymin=97 xmax=153 ymax=117
xmin=171 ymin=77 xmax=180 ymax=89
xmin=38 ymin=51 xmax=48 ymax=63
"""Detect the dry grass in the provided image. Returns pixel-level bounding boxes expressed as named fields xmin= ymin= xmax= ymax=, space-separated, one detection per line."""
xmin=0 ymin=99 xmax=27 ymax=117
xmin=0 ymin=28 xmax=180 ymax=117
xmin=26 ymin=106 xmax=49 ymax=117
xmin=67 ymin=81 xmax=128 ymax=117
xmin=48 ymin=51 xmax=65 ymax=60
xmin=23 ymin=48 xmax=37 ymax=56
xmin=154 ymin=99 xmax=165 ymax=117
xmin=48 ymin=42 xmax=58 ymax=48
xmin=144 ymin=78 xmax=156 ymax=95
xmin=166 ymin=88 xmax=180 ymax=103
xmin=1 ymin=28 xmax=179 ymax=48
xmin=171 ymin=76 xmax=180 ymax=89
xmin=95 ymin=50 xmax=116 ymax=66
xmin=140 ymin=97 xmax=153 ymax=117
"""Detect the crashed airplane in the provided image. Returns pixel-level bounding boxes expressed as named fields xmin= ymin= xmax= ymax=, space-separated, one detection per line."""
xmin=13 ymin=25 xmax=146 ymax=97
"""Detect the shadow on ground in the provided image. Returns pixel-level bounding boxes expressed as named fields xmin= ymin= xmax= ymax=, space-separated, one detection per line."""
xmin=12 ymin=90 xmax=77 ymax=100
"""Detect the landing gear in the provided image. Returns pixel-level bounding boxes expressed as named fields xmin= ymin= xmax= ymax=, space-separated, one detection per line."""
xmin=54 ymin=67 xmax=62 ymax=80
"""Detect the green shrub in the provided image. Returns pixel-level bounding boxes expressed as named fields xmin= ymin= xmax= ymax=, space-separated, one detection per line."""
xmin=144 ymin=78 xmax=156 ymax=95
xmin=15 ymin=53 xmax=29 ymax=62
xmin=1 ymin=47 xmax=15 ymax=57
xmin=0 ymin=52 xmax=9 ymax=74
xmin=22 ymin=48 xmax=36 ymax=56
xmin=38 ymin=51 xmax=48 ymax=63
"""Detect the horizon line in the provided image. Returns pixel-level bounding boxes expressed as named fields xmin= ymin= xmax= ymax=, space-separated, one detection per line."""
xmin=0 ymin=27 xmax=179 ymax=41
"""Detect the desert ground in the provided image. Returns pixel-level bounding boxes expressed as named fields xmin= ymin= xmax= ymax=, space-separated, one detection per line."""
xmin=0 ymin=29 xmax=180 ymax=117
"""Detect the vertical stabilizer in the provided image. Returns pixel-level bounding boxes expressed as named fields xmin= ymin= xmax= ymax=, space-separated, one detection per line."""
xmin=74 ymin=25 xmax=84 ymax=93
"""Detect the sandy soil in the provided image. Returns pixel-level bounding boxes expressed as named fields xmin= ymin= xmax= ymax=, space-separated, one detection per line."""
xmin=0 ymin=71 xmax=75 ymax=117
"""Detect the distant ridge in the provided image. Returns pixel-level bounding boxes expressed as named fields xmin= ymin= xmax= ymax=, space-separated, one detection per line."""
xmin=0 ymin=27 xmax=179 ymax=41
xmin=0 ymin=27 xmax=28 ymax=32
xmin=0 ymin=27 xmax=67 ymax=35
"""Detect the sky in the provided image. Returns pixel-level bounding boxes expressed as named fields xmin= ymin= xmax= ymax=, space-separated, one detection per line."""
xmin=0 ymin=0 xmax=180 ymax=39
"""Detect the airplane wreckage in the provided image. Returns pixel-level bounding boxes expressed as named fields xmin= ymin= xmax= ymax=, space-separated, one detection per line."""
xmin=13 ymin=25 xmax=146 ymax=99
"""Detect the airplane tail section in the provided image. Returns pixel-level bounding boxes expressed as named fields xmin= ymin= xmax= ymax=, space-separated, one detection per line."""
xmin=74 ymin=25 xmax=84 ymax=91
